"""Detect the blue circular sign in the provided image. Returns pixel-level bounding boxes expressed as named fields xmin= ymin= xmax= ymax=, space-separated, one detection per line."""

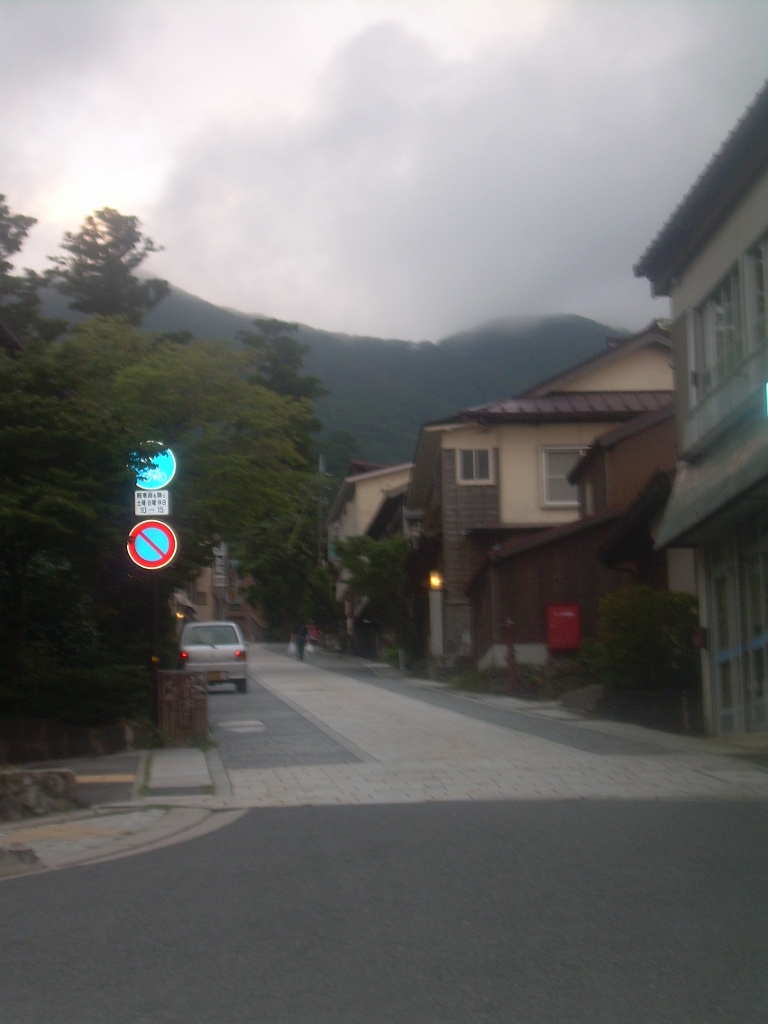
xmin=127 ymin=520 xmax=178 ymax=569
xmin=136 ymin=448 xmax=177 ymax=489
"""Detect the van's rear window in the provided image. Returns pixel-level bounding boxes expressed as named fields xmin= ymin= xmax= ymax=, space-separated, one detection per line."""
xmin=183 ymin=625 xmax=239 ymax=646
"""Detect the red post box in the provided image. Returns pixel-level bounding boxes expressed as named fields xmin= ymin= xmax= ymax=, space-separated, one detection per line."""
xmin=546 ymin=605 xmax=581 ymax=651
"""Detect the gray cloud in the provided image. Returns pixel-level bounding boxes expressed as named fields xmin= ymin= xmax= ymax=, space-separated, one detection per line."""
xmin=152 ymin=4 xmax=768 ymax=338
xmin=2 ymin=2 xmax=767 ymax=339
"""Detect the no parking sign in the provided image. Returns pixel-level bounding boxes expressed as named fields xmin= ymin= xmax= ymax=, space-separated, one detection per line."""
xmin=127 ymin=519 xmax=178 ymax=570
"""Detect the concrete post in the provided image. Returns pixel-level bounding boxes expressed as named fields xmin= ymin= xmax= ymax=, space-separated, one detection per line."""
xmin=429 ymin=589 xmax=444 ymax=657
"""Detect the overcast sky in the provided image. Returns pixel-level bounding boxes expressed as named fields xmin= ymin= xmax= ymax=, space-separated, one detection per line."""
xmin=2 ymin=1 xmax=767 ymax=340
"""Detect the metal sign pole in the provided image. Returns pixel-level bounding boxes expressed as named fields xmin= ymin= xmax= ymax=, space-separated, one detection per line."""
xmin=152 ymin=572 xmax=160 ymax=724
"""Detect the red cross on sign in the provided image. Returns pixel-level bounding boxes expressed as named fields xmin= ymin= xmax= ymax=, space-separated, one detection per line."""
xmin=127 ymin=519 xmax=178 ymax=570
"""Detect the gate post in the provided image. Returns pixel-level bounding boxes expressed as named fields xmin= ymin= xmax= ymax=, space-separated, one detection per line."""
xmin=505 ymin=618 xmax=518 ymax=694
xmin=157 ymin=670 xmax=209 ymax=742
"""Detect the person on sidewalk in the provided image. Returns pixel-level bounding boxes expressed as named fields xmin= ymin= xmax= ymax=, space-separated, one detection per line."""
xmin=294 ymin=622 xmax=308 ymax=661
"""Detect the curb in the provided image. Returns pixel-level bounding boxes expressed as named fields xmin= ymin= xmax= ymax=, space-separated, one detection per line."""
xmin=0 ymin=803 xmax=247 ymax=881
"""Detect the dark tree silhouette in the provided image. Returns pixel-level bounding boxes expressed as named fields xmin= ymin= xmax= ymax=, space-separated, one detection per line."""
xmin=47 ymin=207 xmax=169 ymax=325
xmin=238 ymin=318 xmax=326 ymax=401
xmin=0 ymin=194 xmax=65 ymax=348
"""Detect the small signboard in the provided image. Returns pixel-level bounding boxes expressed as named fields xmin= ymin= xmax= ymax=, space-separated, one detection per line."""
xmin=134 ymin=490 xmax=170 ymax=516
xmin=127 ymin=520 xmax=178 ymax=570
xmin=212 ymin=543 xmax=228 ymax=587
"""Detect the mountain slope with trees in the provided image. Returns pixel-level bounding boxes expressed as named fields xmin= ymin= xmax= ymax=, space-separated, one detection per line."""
xmin=42 ymin=284 xmax=627 ymax=464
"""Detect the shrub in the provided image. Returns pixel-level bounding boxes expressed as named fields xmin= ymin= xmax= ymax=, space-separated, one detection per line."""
xmin=1 ymin=664 xmax=152 ymax=726
xmin=597 ymin=585 xmax=700 ymax=691
xmin=384 ymin=647 xmax=400 ymax=668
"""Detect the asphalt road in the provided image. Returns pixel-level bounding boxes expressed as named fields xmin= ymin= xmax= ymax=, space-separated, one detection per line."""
xmin=1 ymin=798 xmax=767 ymax=1024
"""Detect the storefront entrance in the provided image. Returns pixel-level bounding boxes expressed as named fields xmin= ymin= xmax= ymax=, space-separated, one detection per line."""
xmin=708 ymin=518 xmax=768 ymax=735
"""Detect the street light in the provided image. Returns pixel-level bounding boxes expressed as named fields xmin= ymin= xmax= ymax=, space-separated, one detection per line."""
xmin=429 ymin=571 xmax=443 ymax=590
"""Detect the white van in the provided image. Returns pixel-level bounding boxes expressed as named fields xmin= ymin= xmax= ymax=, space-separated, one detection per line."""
xmin=179 ymin=621 xmax=248 ymax=693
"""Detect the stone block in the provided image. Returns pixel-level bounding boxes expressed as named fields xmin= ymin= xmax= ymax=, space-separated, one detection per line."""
xmin=0 ymin=769 xmax=78 ymax=820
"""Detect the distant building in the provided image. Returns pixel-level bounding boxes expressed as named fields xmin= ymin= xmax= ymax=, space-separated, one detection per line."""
xmin=327 ymin=461 xmax=414 ymax=646
xmin=467 ymin=401 xmax=691 ymax=671
xmin=327 ymin=462 xmax=414 ymax=557
xmin=405 ymin=322 xmax=674 ymax=664
xmin=635 ymin=79 xmax=768 ymax=737
xmin=173 ymin=552 xmax=265 ymax=641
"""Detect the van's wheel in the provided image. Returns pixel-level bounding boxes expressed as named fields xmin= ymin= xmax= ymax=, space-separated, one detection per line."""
xmin=236 ymin=680 xmax=247 ymax=694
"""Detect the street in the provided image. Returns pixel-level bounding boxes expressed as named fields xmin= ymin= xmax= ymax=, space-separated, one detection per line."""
xmin=1 ymin=646 xmax=767 ymax=1023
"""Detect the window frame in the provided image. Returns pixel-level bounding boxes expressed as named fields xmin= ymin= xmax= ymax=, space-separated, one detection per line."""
xmin=540 ymin=446 xmax=589 ymax=508
xmin=456 ymin=448 xmax=494 ymax=486
xmin=688 ymin=230 xmax=768 ymax=409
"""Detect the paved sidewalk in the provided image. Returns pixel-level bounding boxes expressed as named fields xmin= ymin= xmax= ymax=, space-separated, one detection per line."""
xmin=135 ymin=645 xmax=768 ymax=810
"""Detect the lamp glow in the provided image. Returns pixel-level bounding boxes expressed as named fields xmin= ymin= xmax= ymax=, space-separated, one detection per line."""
xmin=429 ymin=572 xmax=443 ymax=590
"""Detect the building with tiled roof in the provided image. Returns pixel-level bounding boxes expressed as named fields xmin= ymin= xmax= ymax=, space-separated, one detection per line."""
xmin=404 ymin=322 xmax=673 ymax=664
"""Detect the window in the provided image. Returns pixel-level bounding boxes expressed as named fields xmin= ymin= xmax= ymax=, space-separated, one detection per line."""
xmin=690 ymin=232 xmax=768 ymax=402
xmin=542 ymin=448 xmax=588 ymax=506
xmin=458 ymin=449 xmax=492 ymax=483
xmin=745 ymin=232 xmax=767 ymax=352
xmin=684 ymin=233 xmax=768 ymax=452
xmin=693 ymin=265 xmax=743 ymax=397
xmin=182 ymin=623 xmax=239 ymax=646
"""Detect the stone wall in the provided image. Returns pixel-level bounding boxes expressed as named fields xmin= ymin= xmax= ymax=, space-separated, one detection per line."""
xmin=0 ymin=769 xmax=78 ymax=821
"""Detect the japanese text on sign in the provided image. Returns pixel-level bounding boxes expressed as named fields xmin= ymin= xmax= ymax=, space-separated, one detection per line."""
xmin=134 ymin=490 xmax=170 ymax=516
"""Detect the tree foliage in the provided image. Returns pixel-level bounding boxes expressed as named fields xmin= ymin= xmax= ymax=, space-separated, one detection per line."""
xmin=47 ymin=207 xmax=169 ymax=324
xmin=0 ymin=194 xmax=66 ymax=345
xmin=0 ymin=315 xmax=320 ymax=717
xmin=244 ymin=475 xmax=338 ymax=637
xmin=596 ymin=585 xmax=700 ymax=691
xmin=336 ymin=535 xmax=414 ymax=649
xmin=239 ymin=318 xmax=326 ymax=402
xmin=318 ymin=429 xmax=361 ymax=479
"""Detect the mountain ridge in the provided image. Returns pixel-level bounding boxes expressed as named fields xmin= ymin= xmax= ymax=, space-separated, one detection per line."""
xmin=40 ymin=285 xmax=629 ymax=464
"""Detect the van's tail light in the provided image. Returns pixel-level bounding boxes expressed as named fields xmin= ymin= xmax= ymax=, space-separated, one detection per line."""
xmin=235 ymin=649 xmax=247 ymax=660
xmin=180 ymin=650 xmax=188 ymax=660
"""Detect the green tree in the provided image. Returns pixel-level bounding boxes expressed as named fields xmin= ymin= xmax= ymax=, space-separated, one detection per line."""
xmin=317 ymin=429 xmax=361 ymax=479
xmin=0 ymin=315 xmax=323 ymax=720
xmin=47 ymin=207 xmax=169 ymax=324
xmin=0 ymin=193 xmax=66 ymax=346
xmin=0 ymin=346 xmax=144 ymax=699
xmin=238 ymin=318 xmax=326 ymax=401
xmin=47 ymin=316 xmax=315 ymax=557
xmin=244 ymin=475 xmax=338 ymax=637
xmin=336 ymin=535 xmax=414 ymax=650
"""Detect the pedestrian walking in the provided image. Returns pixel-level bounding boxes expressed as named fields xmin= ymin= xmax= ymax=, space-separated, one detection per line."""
xmin=294 ymin=622 xmax=308 ymax=660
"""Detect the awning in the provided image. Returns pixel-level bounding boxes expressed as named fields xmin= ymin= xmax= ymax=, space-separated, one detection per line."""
xmin=655 ymin=414 xmax=768 ymax=547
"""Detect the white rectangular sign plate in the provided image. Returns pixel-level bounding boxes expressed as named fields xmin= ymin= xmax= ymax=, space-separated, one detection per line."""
xmin=134 ymin=489 xmax=170 ymax=516
xmin=212 ymin=542 xmax=228 ymax=587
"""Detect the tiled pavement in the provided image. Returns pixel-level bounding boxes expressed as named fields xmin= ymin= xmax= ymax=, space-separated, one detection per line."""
xmin=211 ymin=646 xmax=768 ymax=808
